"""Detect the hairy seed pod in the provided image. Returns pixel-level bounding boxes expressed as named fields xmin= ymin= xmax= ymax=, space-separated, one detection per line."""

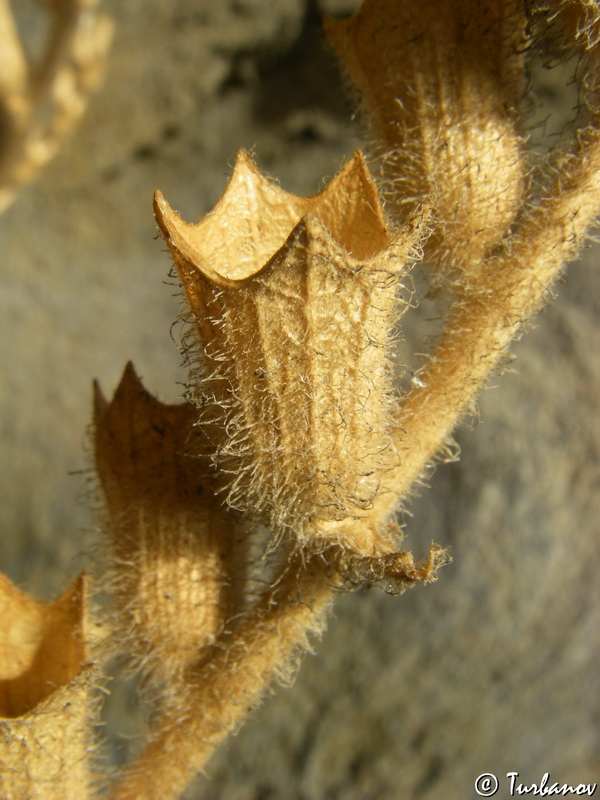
xmin=94 ymin=363 xmax=247 ymax=682
xmin=325 ymin=0 xmax=528 ymax=287
xmin=0 ymin=573 xmax=93 ymax=800
xmin=154 ymin=150 xmax=430 ymax=553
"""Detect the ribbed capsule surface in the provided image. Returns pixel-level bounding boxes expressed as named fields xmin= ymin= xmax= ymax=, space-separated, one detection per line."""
xmin=94 ymin=363 xmax=245 ymax=680
xmin=155 ymin=151 xmax=429 ymax=550
xmin=325 ymin=0 xmax=527 ymax=282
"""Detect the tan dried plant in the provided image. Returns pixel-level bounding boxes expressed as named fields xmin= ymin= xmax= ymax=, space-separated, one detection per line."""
xmin=1 ymin=0 xmax=600 ymax=798
xmin=0 ymin=573 xmax=93 ymax=800
xmin=0 ymin=0 xmax=112 ymax=214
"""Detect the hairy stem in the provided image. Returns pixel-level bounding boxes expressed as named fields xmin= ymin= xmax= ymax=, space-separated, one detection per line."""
xmin=108 ymin=554 xmax=335 ymax=800
xmin=375 ymin=122 xmax=600 ymax=519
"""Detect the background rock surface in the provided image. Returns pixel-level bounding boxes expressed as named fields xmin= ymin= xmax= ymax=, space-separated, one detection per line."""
xmin=1 ymin=1 xmax=598 ymax=798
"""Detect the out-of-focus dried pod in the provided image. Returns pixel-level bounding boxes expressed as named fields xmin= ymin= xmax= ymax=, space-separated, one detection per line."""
xmin=94 ymin=363 xmax=247 ymax=682
xmin=325 ymin=0 xmax=528 ymax=285
xmin=0 ymin=0 xmax=113 ymax=214
xmin=154 ymin=150 xmax=430 ymax=554
xmin=0 ymin=573 xmax=93 ymax=800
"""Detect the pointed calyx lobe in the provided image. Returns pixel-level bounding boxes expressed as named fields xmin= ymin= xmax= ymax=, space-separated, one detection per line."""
xmin=0 ymin=574 xmax=92 ymax=800
xmin=0 ymin=573 xmax=88 ymax=718
xmin=94 ymin=363 xmax=245 ymax=679
xmin=325 ymin=0 xmax=528 ymax=282
xmin=154 ymin=151 xmax=430 ymax=553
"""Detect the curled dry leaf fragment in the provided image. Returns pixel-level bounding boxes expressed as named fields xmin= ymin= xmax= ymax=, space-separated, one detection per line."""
xmin=0 ymin=573 xmax=93 ymax=800
xmin=94 ymin=362 xmax=248 ymax=683
xmin=325 ymin=0 xmax=528 ymax=284
xmin=154 ymin=150 xmax=431 ymax=554
xmin=336 ymin=541 xmax=450 ymax=594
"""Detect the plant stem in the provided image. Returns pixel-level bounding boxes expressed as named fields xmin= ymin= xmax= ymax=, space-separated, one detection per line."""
xmin=376 ymin=122 xmax=600 ymax=516
xmin=108 ymin=555 xmax=335 ymax=800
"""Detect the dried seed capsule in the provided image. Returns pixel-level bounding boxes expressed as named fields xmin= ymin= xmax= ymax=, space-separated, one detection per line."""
xmin=325 ymin=0 xmax=528 ymax=286
xmin=0 ymin=573 xmax=92 ymax=800
xmin=155 ymin=151 xmax=430 ymax=552
xmin=94 ymin=363 xmax=246 ymax=681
